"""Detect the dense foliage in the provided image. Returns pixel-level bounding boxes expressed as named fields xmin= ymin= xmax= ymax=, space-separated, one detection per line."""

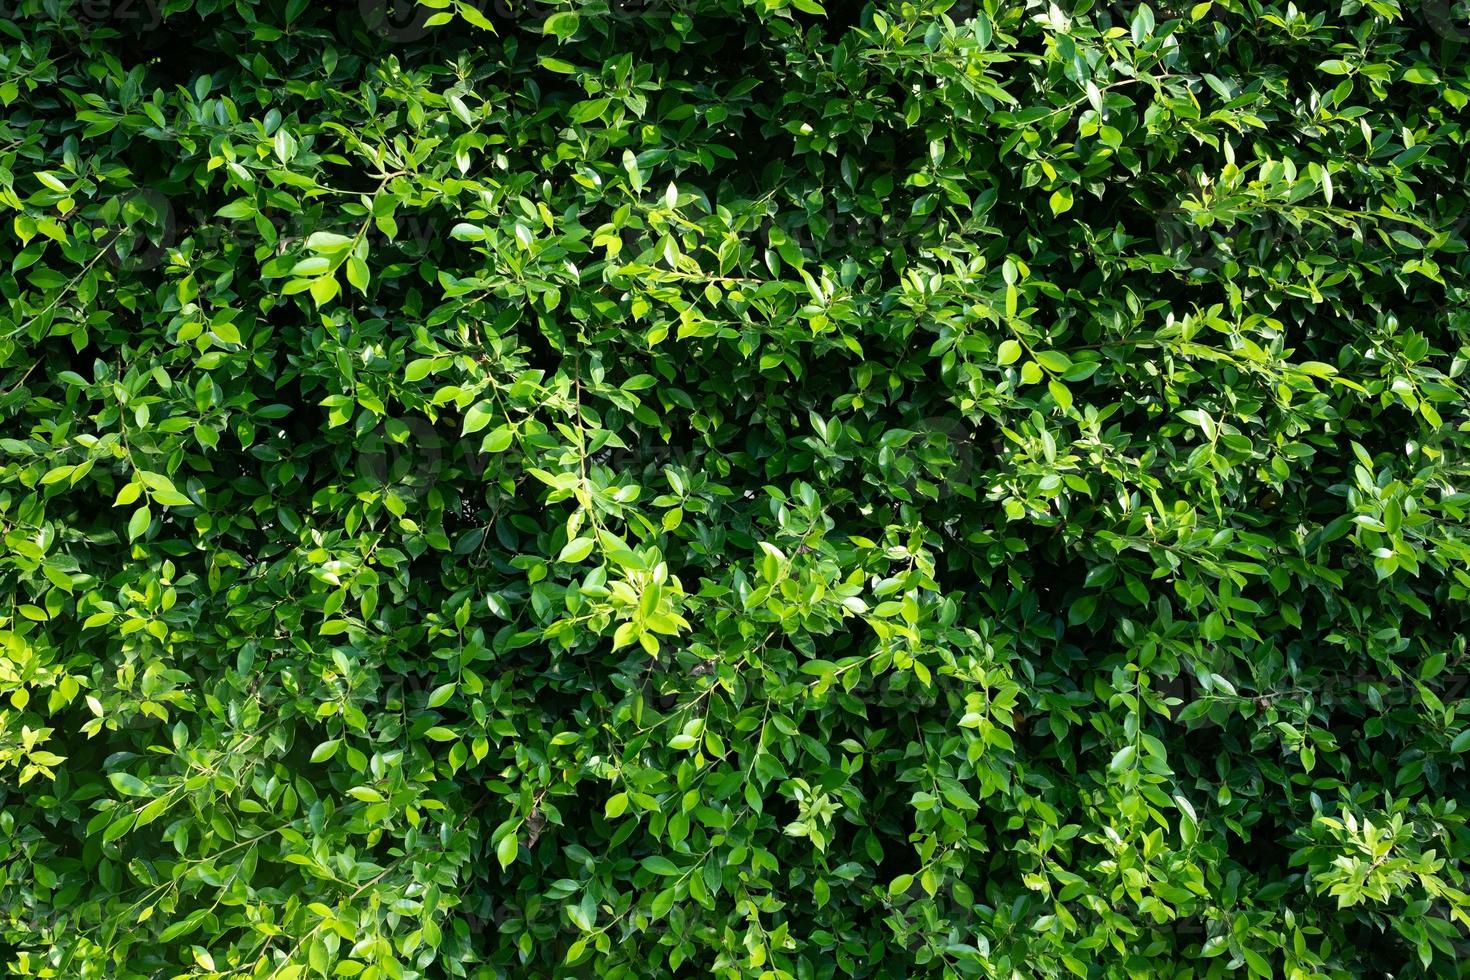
xmin=2 ymin=0 xmax=1470 ymax=976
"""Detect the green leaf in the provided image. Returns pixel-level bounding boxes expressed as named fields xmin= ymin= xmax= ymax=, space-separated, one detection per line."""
xmin=558 ymin=537 xmax=595 ymax=563
xmin=497 ymin=833 xmax=518 ymax=869
xmin=309 ymin=275 xmax=340 ymax=305
xmin=463 ymin=402 xmax=496 ymax=435
xmin=642 ymin=855 xmax=680 ymax=876
xmin=109 ymin=772 xmax=149 ymax=796
xmin=1035 ymin=350 xmax=1072 ymax=372
xmin=305 ymin=232 xmax=354 ymax=253
xmin=345 ymin=256 xmax=370 ymax=292
xmin=127 ymin=506 xmax=151 ymax=541
xmin=481 ymin=425 xmax=515 ymax=453
xmin=543 ymin=11 xmax=579 ymax=39
xmin=605 ymin=792 xmax=629 ymax=818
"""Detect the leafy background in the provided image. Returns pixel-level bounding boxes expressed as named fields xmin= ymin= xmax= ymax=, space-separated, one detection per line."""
xmin=2 ymin=0 xmax=1470 ymax=976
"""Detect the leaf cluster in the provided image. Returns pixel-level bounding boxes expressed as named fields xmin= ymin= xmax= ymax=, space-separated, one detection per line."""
xmin=2 ymin=0 xmax=1470 ymax=977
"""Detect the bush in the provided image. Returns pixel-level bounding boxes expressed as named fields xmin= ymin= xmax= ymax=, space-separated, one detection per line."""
xmin=2 ymin=0 xmax=1470 ymax=976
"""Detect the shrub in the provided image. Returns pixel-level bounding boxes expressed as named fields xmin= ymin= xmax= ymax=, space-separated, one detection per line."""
xmin=2 ymin=0 xmax=1469 ymax=976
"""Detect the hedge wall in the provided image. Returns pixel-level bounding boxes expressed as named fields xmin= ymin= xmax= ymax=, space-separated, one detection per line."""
xmin=2 ymin=0 xmax=1470 ymax=977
